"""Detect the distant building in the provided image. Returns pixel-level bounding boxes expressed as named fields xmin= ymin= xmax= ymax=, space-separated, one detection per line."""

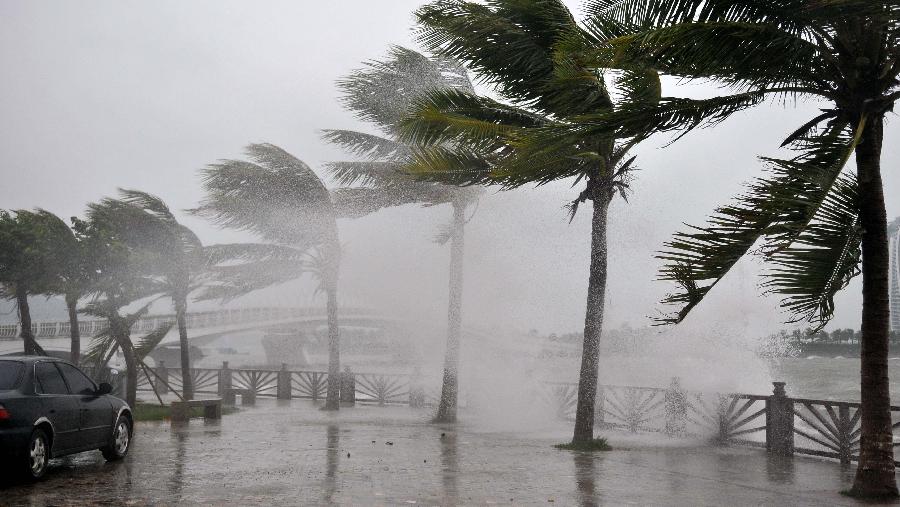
xmin=890 ymin=217 xmax=900 ymax=332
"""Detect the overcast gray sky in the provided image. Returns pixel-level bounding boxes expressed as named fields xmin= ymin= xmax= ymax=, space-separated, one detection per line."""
xmin=0 ymin=0 xmax=897 ymax=337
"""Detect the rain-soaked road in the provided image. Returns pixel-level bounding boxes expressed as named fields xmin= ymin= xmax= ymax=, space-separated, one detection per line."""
xmin=0 ymin=399 xmax=881 ymax=506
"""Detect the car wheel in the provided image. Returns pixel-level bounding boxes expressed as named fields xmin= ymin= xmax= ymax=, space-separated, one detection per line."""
xmin=24 ymin=428 xmax=50 ymax=480
xmin=101 ymin=416 xmax=131 ymax=461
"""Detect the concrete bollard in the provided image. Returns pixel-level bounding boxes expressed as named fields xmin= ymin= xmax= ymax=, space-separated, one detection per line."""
xmin=340 ymin=367 xmax=356 ymax=405
xmin=218 ymin=361 xmax=232 ymax=398
xmin=665 ymin=377 xmax=687 ymax=437
xmin=766 ymin=382 xmax=794 ymax=456
xmin=156 ymin=361 xmax=169 ymax=395
xmin=277 ymin=363 xmax=292 ymax=400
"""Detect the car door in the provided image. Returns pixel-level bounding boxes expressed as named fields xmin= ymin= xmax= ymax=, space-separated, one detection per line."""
xmin=56 ymin=362 xmax=113 ymax=448
xmin=33 ymin=361 xmax=81 ymax=455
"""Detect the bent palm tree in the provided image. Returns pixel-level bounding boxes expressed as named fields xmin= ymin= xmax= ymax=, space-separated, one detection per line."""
xmin=75 ymin=208 xmax=170 ymax=407
xmin=195 ymin=143 xmax=345 ymax=410
xmin=39 ymin=211 xmax=95 ymax=365
xmin=406 ymin=0 xmax=659 ymax=443
xmin=324 ymin=46 xmax=482 ymax=423
xmin=559 ymin=0 xmax=900 ymax=496
xmin=97 ymin=190 xmax=210 ymax=400
xmin=0 ymin=210 xmax=68 ymax=356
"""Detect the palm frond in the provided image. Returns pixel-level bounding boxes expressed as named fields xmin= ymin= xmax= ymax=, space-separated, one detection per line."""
xmin=655 ymin=117 xmax=865 ymax=324
xmin=203 ymin=243 xmax=309 ymax=265
xmin=415 ymin=0 xmax=611 ymax=116
xmin=195 ymin=258 xmax=307 ymax=303
xmin=134 ymin=322 xmax=175 ymax=362
xmin=337 ymin=45 xmax=473 ymax=133
xmin=764 ymin=175 xmax=861 ymax=328
xmin=194 ymin=143 xmax=335 ymax=247
xmin=400 ymin=88 xmax=544 ymax=148
xmin=321 ymin=130 xmax=410 ymax=162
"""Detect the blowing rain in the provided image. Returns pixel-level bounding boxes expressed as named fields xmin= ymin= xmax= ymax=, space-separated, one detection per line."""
xmin=1 ymin=1 xmax=900 ymax=505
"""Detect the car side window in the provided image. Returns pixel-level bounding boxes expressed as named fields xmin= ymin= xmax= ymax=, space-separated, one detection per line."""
xmin=56 ymin=362 xmax=96 ymax=395
xmin=34 ymin=362 xmax=69 ymax=395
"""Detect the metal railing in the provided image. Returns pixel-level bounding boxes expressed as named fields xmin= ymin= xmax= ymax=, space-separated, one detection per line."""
xmin=106 ymin=361 xmax=900 ymax=466
xmin=0 ymin=306 xmax=375 ymax=340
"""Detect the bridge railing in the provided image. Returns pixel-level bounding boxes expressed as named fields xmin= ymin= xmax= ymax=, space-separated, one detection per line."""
xmin=0 ymin=306 xmax=375 ymax=341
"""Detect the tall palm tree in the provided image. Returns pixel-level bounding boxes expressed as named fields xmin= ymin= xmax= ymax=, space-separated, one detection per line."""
xmin=324 ymin=46 xmax=482 ymax=423
xmin=195 ymin=143 xmax=345 ymax=410
xmin=95 ymin=190 xmax=210 ymax=401
xmin=405 ymin=0 xmax=659 ymax=443
xmin=0 ymin=210 xmax=69 ymax=356
xmin=551 ymin=0 xmax=900 ymax=496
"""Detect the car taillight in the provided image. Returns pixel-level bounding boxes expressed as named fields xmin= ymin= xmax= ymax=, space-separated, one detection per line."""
xmin=0 ymin=404 xmax=9 ymax=420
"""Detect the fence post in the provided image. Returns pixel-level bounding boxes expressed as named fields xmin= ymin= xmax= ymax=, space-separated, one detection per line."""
xmin=665 ymin=377 xmax=687 ymax=437
xmin=594 ymin=384 xmax=605 ymax=426
xmin=838 ymin=403 xmax=852 ymax=464
xmin=766 ymin=381 xmax=794 ymax=456
xmin=218 ymin=361 xmax=232 ymax=398
xmin=409 ymin=368 xmax=425 ymax=408
xmin=277 ymin=363 xmax=292 ymax=400
xmin=340 ymin=366 xmax=356 ymax=405
xmin=155 ymin=361 xmax=169 ymax=395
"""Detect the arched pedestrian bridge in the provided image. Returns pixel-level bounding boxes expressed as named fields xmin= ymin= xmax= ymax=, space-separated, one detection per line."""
xmin=0 ymin=306 xmax=395 ymax=356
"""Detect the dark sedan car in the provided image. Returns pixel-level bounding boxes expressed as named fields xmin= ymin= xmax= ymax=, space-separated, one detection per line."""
xmin=0 ymin=356 xmax=133 ymax=480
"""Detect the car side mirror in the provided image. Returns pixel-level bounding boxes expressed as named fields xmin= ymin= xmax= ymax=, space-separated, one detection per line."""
xmin=96 ymin=382 xmax=113 ymax=395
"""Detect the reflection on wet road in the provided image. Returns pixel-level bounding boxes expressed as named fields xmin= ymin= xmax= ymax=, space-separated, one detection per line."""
xmin=0 ymin=400 xmax=867 ymax=506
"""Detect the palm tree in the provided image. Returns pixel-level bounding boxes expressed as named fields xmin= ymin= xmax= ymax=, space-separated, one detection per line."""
xmin=37 ymin=211 xmax=95 ymax=365
xmin=0 ymin=210 xmax=70 ymax=356
xmin=96 ymin=189 xmax=210 ymax=401
xmin=557 ymin=0 xmax=900 ymax=496
xmin=324 ymin=46 xmax=482 ymax=423
xmin=194 ymin=143 xmax=345 ymax=410
xmin=405 ymin=0 xmax=659 ymax=443
xmin=74 ymin=210 xmax=171 ymax=407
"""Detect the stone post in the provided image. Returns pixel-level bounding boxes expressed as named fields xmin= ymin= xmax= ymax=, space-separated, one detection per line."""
xmin=277 ymin=363 xmax=292 ymax=400
xmin=408 ymin=367 xmax=425 ymax=408
xmin=766 ymin=382 xmax=794 ymax=456
xmin=218 ymin=361 xmax=232 ymax=398
xmin=594 ymin=384 xmax=605 ymax=426
xmin=339 ymin=366 xmax=356 ymax=405
xmin=665 ymin=377 xmax=687 ymax=437
xmin=155 ymin=361 xmax=169 ymax=395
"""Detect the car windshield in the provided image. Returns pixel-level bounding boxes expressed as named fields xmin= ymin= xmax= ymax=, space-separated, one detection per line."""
xmin=0 ymin=361 xmax=24 ymax=391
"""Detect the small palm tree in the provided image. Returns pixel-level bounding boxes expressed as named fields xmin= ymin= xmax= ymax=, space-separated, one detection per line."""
xmin=405 ymin=0 xmax=659 ymax=443
xmin=74 ymin=209 xmax=171 ymax=408
xmin=324 ymin=46 xmax=482 ymax=423
xmin=37 ymin=211 xmax=94 ymax=364
xmin=0 ymin=210 xmax=71 ymax=356
xmin=94 ymin=189 xmax=210 ymax=400
xmin=555 ymin=0 xmax=900 ymax=495
xmin=195 ymin=143 xmax=345 ymax=410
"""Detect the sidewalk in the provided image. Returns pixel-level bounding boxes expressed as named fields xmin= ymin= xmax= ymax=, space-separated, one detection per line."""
xmin=0 ymin=399 xmax=885 ymax=506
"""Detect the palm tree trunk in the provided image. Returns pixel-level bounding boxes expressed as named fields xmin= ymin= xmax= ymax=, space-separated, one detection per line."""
xmin=572 ymin=194 xmax=611 ymax=444
xmin=15 ymin=283 xmax=39 ymax=356
xmin=435 ymin=202 xmax=466 ymax=423
xmin=323 ymin=281 xmax=341 ymax=410
xmin=66 ymin=294 xmax=80 ymax=364
xmin=175 ymin=296 xmax=194 ymax=401
xmin=851 ymin=115 xmax=898 ymax=498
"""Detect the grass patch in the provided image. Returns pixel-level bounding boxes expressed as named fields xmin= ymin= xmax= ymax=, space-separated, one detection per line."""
xmin=133 ymin=402 xmax=238 ymax=422
xmin=554 ymin=438 xmax=612 ymax=452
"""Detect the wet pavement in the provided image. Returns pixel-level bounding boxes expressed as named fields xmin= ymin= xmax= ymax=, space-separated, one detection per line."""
xmin=0 ymin=399 xmax=888 ymax=506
